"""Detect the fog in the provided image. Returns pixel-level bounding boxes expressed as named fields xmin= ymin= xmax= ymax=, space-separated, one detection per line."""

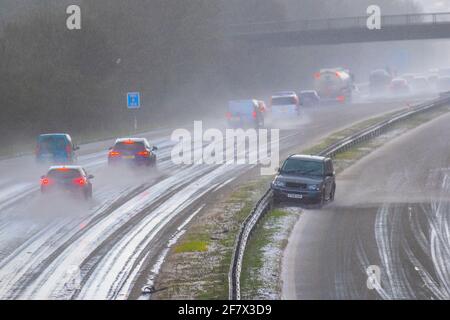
xmin=1 ymin=0 xmax=450 ymax=153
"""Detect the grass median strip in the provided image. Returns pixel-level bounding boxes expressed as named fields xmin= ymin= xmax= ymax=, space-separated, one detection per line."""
xmin=152 ymin=176 xmax=271 ymax=299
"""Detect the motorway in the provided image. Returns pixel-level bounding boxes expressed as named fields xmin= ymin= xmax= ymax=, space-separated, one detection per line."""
xmin=282 ymin=109 xmax=450 ymax=300
xmin=0 ymin=99 xmax=421 ymax=299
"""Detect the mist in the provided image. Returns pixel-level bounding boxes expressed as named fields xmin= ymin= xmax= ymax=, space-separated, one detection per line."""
xmin=1 ymin=0 xmax=450 ymax=154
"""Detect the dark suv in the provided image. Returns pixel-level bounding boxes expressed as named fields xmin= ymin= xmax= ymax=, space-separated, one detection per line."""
xmin=271 ymin=155 xmax=336 ymax=206
xmin=108 ymin=138 xmax=157 ymax=167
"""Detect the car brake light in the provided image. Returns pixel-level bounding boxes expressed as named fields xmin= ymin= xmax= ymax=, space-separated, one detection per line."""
xmin=337 ymin=95 xmax=346 ymax=102
xmin=124 ymin=140 xmax=135 ymax=144
xmin=226 ymin=112 xmax=232 ymax=120
xmin=252 ymin=111 xmax=257 ymax=119
xmin=57 ymin=167 xmax=70 ymax=171
xmin=109 ymin=150 xmax=120 ymax=157
xmin=314 ymin=72 xmax=321 ymax=79
xmin=66 ymin=145 xmax=71 ymax=154
xmin=73 ymin=177 xmax=86 ymax=186
xmin=137 ymin=151 xmax=150 ymax=157
xmin=41 ymin=177 xmax=51 ymax=186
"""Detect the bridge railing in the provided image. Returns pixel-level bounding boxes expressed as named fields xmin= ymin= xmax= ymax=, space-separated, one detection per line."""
xmin=228 ymin=12 xmax=450 ymax=35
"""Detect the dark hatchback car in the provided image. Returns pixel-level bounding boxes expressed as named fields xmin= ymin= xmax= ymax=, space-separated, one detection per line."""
xmin=40 ymin=166 xmax=93 ymax=200
xmin=271 ymin=155 xmax=336 ymax=206
xmin=108 ymin=138 xmax=157 ymax=167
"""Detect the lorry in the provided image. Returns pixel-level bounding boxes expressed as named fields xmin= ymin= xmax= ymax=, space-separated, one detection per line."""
xmin=313 ymin=68 xmax=354 ymax=104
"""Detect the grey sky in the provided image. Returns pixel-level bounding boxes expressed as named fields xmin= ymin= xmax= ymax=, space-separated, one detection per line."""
xmin=415 ymin=0 xmax=450 ymax=11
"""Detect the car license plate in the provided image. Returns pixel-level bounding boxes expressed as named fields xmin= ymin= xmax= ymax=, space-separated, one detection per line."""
xmin=287 ymin=194 xmax=303 ymax=199
xmin=123 ymin=155 xmax=135 ymax=159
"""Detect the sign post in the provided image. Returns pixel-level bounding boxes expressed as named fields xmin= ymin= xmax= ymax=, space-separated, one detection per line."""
xmin=127 ymin=92 xmax=141 ymax=133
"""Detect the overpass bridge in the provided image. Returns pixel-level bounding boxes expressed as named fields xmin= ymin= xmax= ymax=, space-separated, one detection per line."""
xmin=227 ymin=12 xmax=450 ymax=47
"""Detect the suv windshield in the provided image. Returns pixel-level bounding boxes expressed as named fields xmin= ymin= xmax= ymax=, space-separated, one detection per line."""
xmin=281 ymin=159 xmax=324 ymax=176
xmin=48 ymin=169 xmax=81 ymax=180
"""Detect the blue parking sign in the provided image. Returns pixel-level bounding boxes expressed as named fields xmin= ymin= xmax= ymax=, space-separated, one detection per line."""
xmin=127 ymin=92 xmax=140 ymax=109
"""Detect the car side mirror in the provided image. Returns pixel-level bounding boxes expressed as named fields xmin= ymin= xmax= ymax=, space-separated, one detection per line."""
xmin=152 ymin=146 xmax=158 ymax=151
xmin=108 ymin=146 xmax=113 ymax=150
xmin=73 ymin=146 xmax=80 ymax=151
xmin=88 ymin=174 xmax=94 ymax=179
xmin=276 ymin=167 xmax=281 ymax=173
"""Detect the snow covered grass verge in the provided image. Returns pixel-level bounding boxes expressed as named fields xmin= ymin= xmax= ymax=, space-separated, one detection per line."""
xmin=152 ymin=176 xmax=272 ymax=300
xmin=240 ymin=208 xmax=301 ymax=299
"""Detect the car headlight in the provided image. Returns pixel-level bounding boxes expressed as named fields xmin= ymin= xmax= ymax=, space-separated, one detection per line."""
xmin=307 ymin=184 xmax=320 ymax=191
xmin=273 ymin=180 xmax=286 ymax=187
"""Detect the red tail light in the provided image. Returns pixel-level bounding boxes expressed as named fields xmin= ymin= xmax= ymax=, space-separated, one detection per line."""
xmin=252 ymin=111 xmax=257 ymax=119
xmin=66 ymin=145 xmax=71 ymax=154
xmin=314 ymin=72 xmax=321 ymax=79
xmin=109 ymin=150 xmax=120 ymax=157
xmin=137 ymin=151 xmax=150 ymax=157
xmin=124 ymin=139 xmax=135 ymax=144
xmin=226 ymin=112 xmax=232 ymax=120
xmin=73 ymin=177 xmax=86 ymax=186
xmin=337 ymin=95 xmax=346 ymax=102
xmin=41 ymin=177 xmax=50 ymax=186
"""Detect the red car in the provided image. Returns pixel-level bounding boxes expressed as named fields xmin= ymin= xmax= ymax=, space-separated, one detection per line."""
xmin=40 ymin=166 xmax=93 ymax=200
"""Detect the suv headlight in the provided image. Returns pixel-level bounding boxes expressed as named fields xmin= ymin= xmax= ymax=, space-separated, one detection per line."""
xmin=307 ymin=184 xmax=320 ymax=191
xmin=273 ymin=180 xmax=286 ymax=188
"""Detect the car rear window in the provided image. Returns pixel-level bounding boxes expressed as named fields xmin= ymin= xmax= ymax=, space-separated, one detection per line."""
xmin=271 ymin=96 xmax=297 ymax=105
xmin=114 ymin=142 xmax=145 ymax=152
xmin=281 ymin=159 xmax=324 ymax=176
xmin=48 ymin=169 xmax=81 ymax=180
xmin=392 ymin=79 xmax=406 ymax=85
xmin=38 ymin=136 xmax=69 ymax=152
xmin=228 ymin=101 xmax=255 ymax=115
xmin=300 ymin=92 xmax=316 ymax=99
